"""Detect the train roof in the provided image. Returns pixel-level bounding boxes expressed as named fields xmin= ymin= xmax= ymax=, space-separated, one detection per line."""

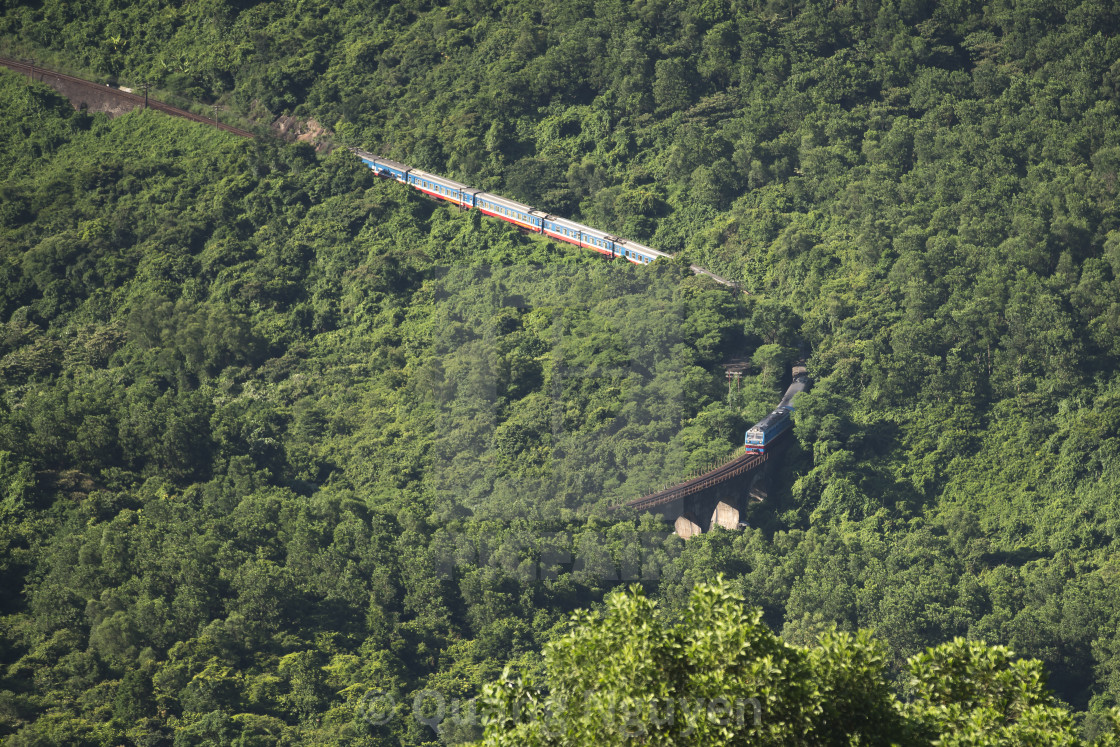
xmin=410 ymin=168 xmax=471 ymax=192
xmin=476 ymin=191 xmax=534 ymax=213
xmin=615 ymin=237 xmax=672 ymax=260
xmin=551 ymin=216 xmax=612 ymax=240
xmin=779 ymin=379 xmax=807 ymax=409
xmin=352 ymin=149 xmax=412 ymax=173
xmin=748 ymin=407 xmax=791 ymax=433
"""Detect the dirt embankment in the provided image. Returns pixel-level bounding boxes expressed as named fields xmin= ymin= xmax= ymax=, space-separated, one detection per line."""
xmin=1 ymin=57 xmax=255 ymax=137
xmin=3 ymin=58 xmax=338 ymax=150
xmin=272 ymin=115 xmax=334 ymax=152
xmin=27 ymin=68 xmax=140 ymax=117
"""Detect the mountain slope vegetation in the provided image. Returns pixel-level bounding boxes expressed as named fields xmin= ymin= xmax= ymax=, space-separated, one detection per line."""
xmin=3 ymin=0 xmax=1120 ymax=742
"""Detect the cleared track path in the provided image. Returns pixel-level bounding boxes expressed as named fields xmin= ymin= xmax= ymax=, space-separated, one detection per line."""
xmin=0 ymin=56 xmax=254 ymax=138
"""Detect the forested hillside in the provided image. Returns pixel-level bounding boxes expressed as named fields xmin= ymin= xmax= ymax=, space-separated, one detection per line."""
xmin=0 ymin=71 xmax=771 ymax=744
xmin=4 ymin=0 xmax=1120 ymax=743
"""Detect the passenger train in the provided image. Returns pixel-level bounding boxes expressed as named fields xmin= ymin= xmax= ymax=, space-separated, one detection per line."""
xmin=353 ymin=149 xmax=673 ymax=266
xmin=353 ymin=149 xmax=802 ymax=453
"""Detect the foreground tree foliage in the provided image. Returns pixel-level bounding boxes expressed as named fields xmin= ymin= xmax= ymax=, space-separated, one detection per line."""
xmin=481 ymin=579 xmax=1120 ymax=745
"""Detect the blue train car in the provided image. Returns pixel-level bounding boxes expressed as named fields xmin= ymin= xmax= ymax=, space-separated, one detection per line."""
xmin=541 ymin=215 xmax=614 ymax=255
xmin=353 ymin=148 xmax=412 ymax=182
xmin=407 ymin=169 xmax=478 ymax=209
xmin=475 ymin=192 xmax=542 ymax=231
xmin=615 ymin=238 xmax=671 ymax=265
xmin=744 ymin=407 xmax=793 ymax=452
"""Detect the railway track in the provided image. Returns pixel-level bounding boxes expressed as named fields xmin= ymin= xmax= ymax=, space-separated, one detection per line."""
xmin=0 ymin=56 xmax=254 ymax=138
xmin=5 ymin=54 xmax=783 ymax=520
xmin=622 ymin=440 xmax=777 ymax=512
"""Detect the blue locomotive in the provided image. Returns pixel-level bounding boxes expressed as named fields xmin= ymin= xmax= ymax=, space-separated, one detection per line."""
xmin=743 ymin=406 xmax=794 ymax=452
xmin=744 ymin=367 xmax=808 ymax=452
xmin=352 ymin=148 xmax=670 ymax=266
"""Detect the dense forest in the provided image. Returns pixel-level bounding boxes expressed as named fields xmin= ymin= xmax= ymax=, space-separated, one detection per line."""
xmin=3 ymin=0 xmax=1120 ymax=743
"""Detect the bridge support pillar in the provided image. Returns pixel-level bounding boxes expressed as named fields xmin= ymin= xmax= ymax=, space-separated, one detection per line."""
xmin=668 ymin=459 xmax=776 ymax=538
xmin=674 ymin=512 xmax=704 ymax=539
xmin=710 ymin=501 xmax=739 ymax=530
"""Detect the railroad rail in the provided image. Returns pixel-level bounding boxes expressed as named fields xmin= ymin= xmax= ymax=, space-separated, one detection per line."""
xmin=621 ymin=434 xmax=784 ymax=512
xmin=0 ymin=56 xmax=254 ymax=138
xmin=3 ymin=55 xmax=742 ymax=288
xmin=689 ymin=264 xmax=739 ymax=289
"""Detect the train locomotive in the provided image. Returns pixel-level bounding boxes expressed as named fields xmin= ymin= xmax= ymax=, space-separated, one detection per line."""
xmin=354 ymin=149 xmax=672 ymax=266
xmin=743 ymin=365 xmax=808 ymax=453
xmin=743 ymin=406 xmax=794 ymax=452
